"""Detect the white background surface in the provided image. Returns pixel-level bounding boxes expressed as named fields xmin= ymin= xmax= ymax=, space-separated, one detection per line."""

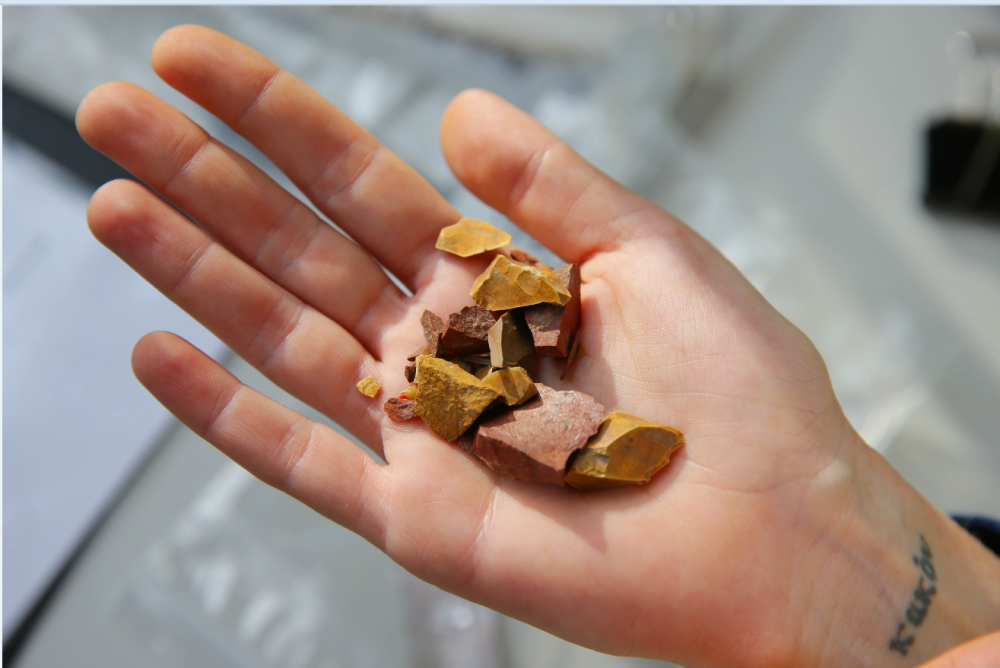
xmin=2 ymin=134 xmax=230 ymax=639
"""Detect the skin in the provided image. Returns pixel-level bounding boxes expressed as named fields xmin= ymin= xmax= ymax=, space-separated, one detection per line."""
xmin=915 ymin=630 xmax=1000 ymax=668
xmin=77 ymin=25 xmax=1000 ymax=668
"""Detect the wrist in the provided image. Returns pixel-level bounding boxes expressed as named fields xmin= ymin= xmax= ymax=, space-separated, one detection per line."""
xmin=793 ymin=429 xmax=1000 ymax=667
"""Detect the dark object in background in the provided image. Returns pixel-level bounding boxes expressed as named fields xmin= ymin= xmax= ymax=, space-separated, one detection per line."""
xmin=2 ymin=84 xmax=136 ymax=190
xmin=923 ymin=119 xmax=1000 ymax=219
xmin=952 ymin=515 xmax=1000 ymax=557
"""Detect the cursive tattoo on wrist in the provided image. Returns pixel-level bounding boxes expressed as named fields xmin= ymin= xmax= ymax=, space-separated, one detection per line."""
xmin=889 ymin=535 xmax=937 ymax=657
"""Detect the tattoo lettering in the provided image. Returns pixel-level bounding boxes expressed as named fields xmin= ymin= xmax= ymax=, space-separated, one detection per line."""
xmin=905 ymin=576 xmax=937 ymax=627
xmin=889 ymin=623 xmax=915 ymax=656
xmin=888 ymin=535 xmax=937 ymax=657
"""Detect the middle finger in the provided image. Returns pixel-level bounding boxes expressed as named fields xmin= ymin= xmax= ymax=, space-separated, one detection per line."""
xmin=151 ymin=24 xmax=461 ymax=291
xmin=77 ymin=81 xmax=402 ymax=355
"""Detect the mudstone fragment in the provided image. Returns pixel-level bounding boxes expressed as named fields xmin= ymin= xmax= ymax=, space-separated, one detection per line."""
xmin=524 ymin=263 xmax=581 ymax=358
xmin=356 ymin=376 xmax=381 ymax=398
xmin=413 ymin=356 xmax=499 ymax=442
xmin=384 ymin=397 xmax=418 ymax=422
xmin=435 ymin=218 xmax=511 ymax=257
xmin=471 ymin=384 xmax=605 ymax=485
xmin=470 ymin=256 xmax=571 ymax=311
xmin=441 ymin=305 xmax=496 ymax=355
xmin=565 ymin=412 xmax=685 ymax=490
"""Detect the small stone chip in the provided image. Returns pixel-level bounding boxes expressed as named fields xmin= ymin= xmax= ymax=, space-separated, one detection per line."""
xmin=414 ymin=356 xmax=500 ymax=442
xmin=384 ymin=397 xmax=418 ymax=422
xmin=421 ymin=310 xmax=447 ymax=357
xmin=480 ymin=367 xmax=537 ymax=406
xmin=356 ymin=376 xmax=381 ymax=398
xmin=524 ymin=263 xmax=581 ymax=358
xmin=565 ymin=412 xmax=684 ymax=491
xmin=404 ymin=363 xmax=417 ymax=383
xmin=441 ymin=305 xmax=496 ymax=355
xmin=435 ymin=218 xmax=512 ymax=257
xmin=488 ymin=311 xmax=535 ymax=368
xmin=401 ymin=385 xmax=418 ymax=400
xmin=471 ymin=384 xmax=605 ymax=485
xmin=470 ymin=256 xmax=571 ymax=311
xmin=496 ymin=244 xmax=551 ymax=270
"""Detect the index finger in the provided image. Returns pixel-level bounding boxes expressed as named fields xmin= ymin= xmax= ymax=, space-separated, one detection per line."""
xmin=151 ymin=25 xmax=459 ymax=289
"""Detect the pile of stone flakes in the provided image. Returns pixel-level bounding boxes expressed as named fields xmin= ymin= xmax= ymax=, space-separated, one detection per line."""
xmin=357 ymin=218 xmax=683 ymax=491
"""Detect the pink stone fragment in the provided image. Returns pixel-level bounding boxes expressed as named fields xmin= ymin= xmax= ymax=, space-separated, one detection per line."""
xmin=471 ymin=384 xmax=605 ymax=485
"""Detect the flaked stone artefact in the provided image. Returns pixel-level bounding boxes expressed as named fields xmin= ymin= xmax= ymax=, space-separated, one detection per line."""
xmin=435 ymin=218 xmax=511 ymax=257
xmin=470 ymin=255 xmax=571 ymax=311
xmin=565 ymin=411 xmax=685 ymax=490
xmin=488 ymin=311 xmax=534 ymax=368
xmin=384 ymin=397 xmax=418 ymax=422
xmin=470 ymin=384 xmax=605 ymax=485
xmin=524 ymin=263 xmax=581 ymax=358
xmin=421 ymin=310 xmax=447 ymax=357
xmin=441 ymin=305 xmax=496 ymax=356
xmin=356 ymin=376 xmax=381 ymax=398
xmin=413 ymin=356 xmax=499 ymax=442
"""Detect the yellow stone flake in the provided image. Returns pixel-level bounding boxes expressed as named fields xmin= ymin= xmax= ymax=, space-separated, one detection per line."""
xmin=356 ymin=376 xmax=381 ymax=398
xmin=565 ymin=412 xmax=684 ymax=491
xmin=435 ymin=218 xmax=512 ymax=258
xmin=414 ymin=356 xmax=500 ymax=441
xmin=401 ymin=385 xmax=418 ymax=400
xmin=480 ymin=367 xmax=538 ymax=406
xmin=470 ymin=255 xmax=571 ymax=311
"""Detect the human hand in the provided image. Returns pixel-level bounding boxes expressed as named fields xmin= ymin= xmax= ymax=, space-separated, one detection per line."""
xmin=915 ymin=630 xmax=1000 ymax=668
xmin=77 ymin=25 xmax=1000 ymax=668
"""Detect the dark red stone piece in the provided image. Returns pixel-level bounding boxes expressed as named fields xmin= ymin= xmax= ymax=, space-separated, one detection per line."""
xmin=523 ymin=264 xmax=581 ymax=358
xmin=421 ymin=310 xmax=446 ymax=357
xmin=404 ymin=363 xmax=417 ymax=383
xmin=385 ymin=397 xmax=418 ymax=422
xmin=441 ymin=305 xmax=496 ymax=356
xmin=471 ymin=384 xmax=605 ymax=485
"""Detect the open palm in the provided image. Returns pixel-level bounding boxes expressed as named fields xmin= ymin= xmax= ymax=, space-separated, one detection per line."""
xmin=80 ymin=25 xmax=897 ymax=668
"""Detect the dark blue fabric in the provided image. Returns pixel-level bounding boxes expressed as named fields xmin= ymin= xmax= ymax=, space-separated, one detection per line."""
xmin=952 ymin=515 xmax=1000 ymax=557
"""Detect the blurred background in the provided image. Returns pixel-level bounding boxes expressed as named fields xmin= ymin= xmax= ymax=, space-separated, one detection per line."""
xmin=5 ymin=6 xmax=1000 ymax=668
